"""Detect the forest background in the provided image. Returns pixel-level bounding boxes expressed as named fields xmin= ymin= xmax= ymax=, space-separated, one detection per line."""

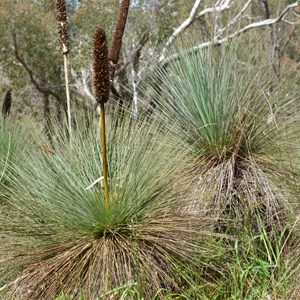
xmin=0 ymin=0 xmax=299 ymax=120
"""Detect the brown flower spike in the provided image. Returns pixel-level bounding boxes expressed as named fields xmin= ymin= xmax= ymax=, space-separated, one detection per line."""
xmin=93 ymin=28 xmax=110 ymax=104
xmin=56 ymin=0 xmax=69 ymax=54
xmin=109 ymin=0 xmax=130 ymax=81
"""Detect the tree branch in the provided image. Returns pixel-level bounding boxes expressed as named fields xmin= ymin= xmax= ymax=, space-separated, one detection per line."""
xmin=131 ymin=29 xmax=150 ymax=120
xmin=71 ymin=68 xmax=96 ymax=105
xmin=160 ymin=0 xmax=233 ymax=61
xmin=12 ymin=31 xmax=63 ymax=104
xmin=161 ymin=1 xmax=300 ymax=67
xmin=132 ymin=30 xmax=150 ymax=72
xmin=217 ymin=0 xmax=253 ymax=37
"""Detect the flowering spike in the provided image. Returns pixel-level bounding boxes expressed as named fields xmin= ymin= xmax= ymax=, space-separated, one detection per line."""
xmin=93 ymin=28 xmax=110 ymax=104
xmin=109 ymin=0 xmax=130 ymax=80
xmin=56 ymin=0 xmax=69 ymax=54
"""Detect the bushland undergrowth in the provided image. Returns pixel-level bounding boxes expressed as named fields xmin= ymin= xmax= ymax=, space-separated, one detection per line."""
xmin=0 ymin=5 xmax=299 ymax=299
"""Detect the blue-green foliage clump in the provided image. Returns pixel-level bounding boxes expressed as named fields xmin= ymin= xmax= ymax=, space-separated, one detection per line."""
xmin=141 ymin=46 xmax=299 ymax=233
xmin=0 ymin=115 xmax=214 ymax=299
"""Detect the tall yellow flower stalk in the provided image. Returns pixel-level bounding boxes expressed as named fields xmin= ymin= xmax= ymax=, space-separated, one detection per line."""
xmin=93 ymin=28 xmax=110 ymax=211
xmin=56 ymin=0 xmax=71 ymax=138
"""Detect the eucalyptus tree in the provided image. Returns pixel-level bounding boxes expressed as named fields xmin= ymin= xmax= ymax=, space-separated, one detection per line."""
xmin=0 ymin=0 xmax=68 ymax=120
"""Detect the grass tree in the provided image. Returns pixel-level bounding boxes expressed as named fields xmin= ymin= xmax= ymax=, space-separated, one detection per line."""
xmin=93 ymin=28 xmax=110 ymax=211
xmin=0 ymin=114 xmax=215 ymax=299
xmin=142 ymin=45 xmax=299 ymax=235
xmin=93 ymin=0 xmax=131 ymax=211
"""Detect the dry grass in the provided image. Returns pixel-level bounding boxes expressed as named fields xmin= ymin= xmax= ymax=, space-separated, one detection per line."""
xmin=191 ymin=156 xmax=292 ymax=234
xmin=3 ymin=209 xmax=211 ymax=299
